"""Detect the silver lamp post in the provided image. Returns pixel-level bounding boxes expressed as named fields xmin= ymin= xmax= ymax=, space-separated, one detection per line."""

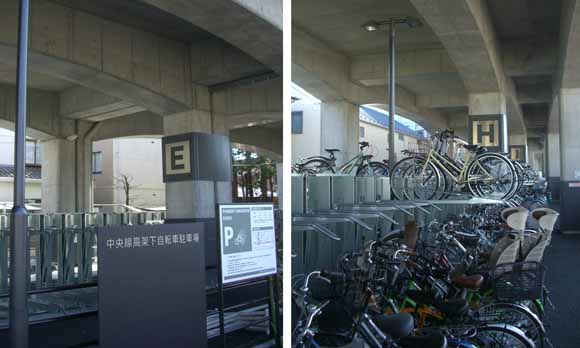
xmin=362 ymin=17 xmax=422 ymax=173
xmin=10 ymin=0 xmax=31 ymax=347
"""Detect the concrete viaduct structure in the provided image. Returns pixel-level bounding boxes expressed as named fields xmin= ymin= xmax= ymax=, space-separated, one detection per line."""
xmin=0 ymin=0 xmax=282 ymax=218
xmin=292 ymin=0 xmax=580 ymax=224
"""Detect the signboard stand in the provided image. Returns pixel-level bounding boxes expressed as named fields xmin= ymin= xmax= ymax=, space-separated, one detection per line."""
xmin=98 ymin=223 xmax=206 ymax=348
xmin=268 ymin=275 xmax=282 ymax=347
xmin=216 ymin=203 xmax=280 ymax=348
xmin=216 ymin=223 xmax=227 ymax=348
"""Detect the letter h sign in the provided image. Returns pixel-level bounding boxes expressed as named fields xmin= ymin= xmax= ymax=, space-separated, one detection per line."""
xmin=475 ymin=121 xmax=497 ymax=146
xmin=468 ymin=114 xmax=506 ymax=153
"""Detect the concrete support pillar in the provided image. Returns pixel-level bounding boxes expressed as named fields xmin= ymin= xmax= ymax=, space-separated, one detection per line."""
xmin=41 ymin=139 xmax=76 ymax=213
xmin=468 ymin=92 xmax=508 ymax=153
xmin=558 ymin=88 xmax=580 ymax=230
xmin=162 ymin=109 xmax=233 ymax=269
xmin=41 ymin=133 xmax=95 ymax=213
xmin=163 ymin=110 xmax=232 ymax=221
xmin=546 ymin=95 xmax=560 ymax=199
xmin=276 ymin=162 xmax=283 ymax=207
xmin=558 ymin=89 xmax=580 ymax=182
xmin=320 ymin=101 xmax=359 ymax=165
xmin=547 ymin=137 xmax=560 ymax=200
xmin=508 ymin=134 xmax=528 ymax=162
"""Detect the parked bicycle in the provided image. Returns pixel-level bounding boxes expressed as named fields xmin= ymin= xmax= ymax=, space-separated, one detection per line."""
xmin=390 ymin=129 xmax=518 ymax=201
xmin=292 ymin=141 xmax=389 ymax=176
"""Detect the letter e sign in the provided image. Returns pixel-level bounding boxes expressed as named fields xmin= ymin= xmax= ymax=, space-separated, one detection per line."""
xmin=165 ymin=140 xmax=191 ymax=175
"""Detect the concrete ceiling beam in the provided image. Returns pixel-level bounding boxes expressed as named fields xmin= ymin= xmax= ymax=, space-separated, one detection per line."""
xmin=0 ymin=0 xmax=194 ymax=115
xmin=0 ymin=82 xmax=76 ymax=139
xmin=211 ymin=77 xmax=282 ymax=129
xmin=60 ymin=86 xmax=147 ymax=122
xmin=409 ymin=0 xmax=526 ymax=134
xmin=139 ymin=0 xmax=282 ymax=73
xmin=554 ymin=0 xmax=580 ymax=90
xmin=230 ymin=124 xmax=282 ymax=159
xmin=292 ymin=27 xmax=449 ymax=132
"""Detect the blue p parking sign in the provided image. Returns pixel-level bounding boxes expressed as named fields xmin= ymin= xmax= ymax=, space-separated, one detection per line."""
xmin=218 ymin=204 xmax=277 ymax=284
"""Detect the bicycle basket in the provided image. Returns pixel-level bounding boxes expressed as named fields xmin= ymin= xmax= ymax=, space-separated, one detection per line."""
xmin=340 ymin=253 xmax=371 ymax=315
xmin=492 ymin=261 xmax=545 ymax=302
xmin=414 ymin=139 xmax=435 ymax=155
xmin=309 ymin=273 xmax=347 ymax=301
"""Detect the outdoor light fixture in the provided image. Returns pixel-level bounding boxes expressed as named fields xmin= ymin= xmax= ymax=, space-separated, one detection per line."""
xmin=361 ymin=16 xmax=422 ymax=31
xmin=361 ymin=16 xmax=422 ymax=172
xmin=362 ymin=20 xmax=380 ymax=32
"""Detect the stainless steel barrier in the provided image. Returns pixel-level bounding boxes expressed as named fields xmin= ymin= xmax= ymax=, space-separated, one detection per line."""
xmin=291 ymin=173 xmax=506 ymax=277
xmin=0 ymin=211 xmax=166 ymax=295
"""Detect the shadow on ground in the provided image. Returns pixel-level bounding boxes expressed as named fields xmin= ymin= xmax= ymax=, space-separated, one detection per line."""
xmin=544 ymin=232 xmax=580 ymax=348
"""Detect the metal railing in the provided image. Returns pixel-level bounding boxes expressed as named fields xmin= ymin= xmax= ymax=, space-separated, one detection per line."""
xmin=0 ymin=211 xmax=166 ymax=295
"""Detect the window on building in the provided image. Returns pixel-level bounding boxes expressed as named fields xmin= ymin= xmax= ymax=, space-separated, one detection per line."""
xmin=25 ymin=140 xmax=40 ymax=165
xmin=359 ymin=126 xmax=365 ymax=138
xmin=292 ymin=111 xmax=303 ymax=134
xmin=398 ymin=133 xmax=405 ymax=141
xmin=92 ymin=151 xmax=103 ymax=174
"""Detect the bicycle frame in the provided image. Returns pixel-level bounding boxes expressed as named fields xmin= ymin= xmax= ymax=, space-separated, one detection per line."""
xmin=337 ymin=153 xmax=369 ymax=175
xmin=420 ymin=149 xmax=493 ymax=185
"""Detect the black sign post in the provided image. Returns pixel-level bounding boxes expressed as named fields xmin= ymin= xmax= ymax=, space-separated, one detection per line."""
xmin=216 ymin=203 xmax=280 ymax=347
xmin=98 ymin=223 xmax=207 ymax=348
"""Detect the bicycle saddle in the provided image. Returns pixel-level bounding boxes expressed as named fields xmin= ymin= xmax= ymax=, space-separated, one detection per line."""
xmin=456 ymin=234 xmax=480 ymax=248
xmin=406 ymin=290 xmax=468 ymax=318
xmin=452 ymin=274 xmax=484 ymax=290
xmin=324 ymin=148 xmax=340 ymax=154
xmin=371 ymin=312 xmax=414 ymax=339
xmin=433 ymin=298 xmax=469 ymax=318
xmin=398 ymin=333 xmax=448 ymax=348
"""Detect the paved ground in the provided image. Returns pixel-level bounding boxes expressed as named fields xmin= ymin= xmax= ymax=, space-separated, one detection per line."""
xmin=543 ymin=231 xmax=580 ymax=348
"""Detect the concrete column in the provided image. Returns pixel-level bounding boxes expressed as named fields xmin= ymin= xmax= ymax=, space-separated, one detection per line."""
xmin=468 ymin=92 xmax=508 ymax=153
xmin=546 ymin=95 xmax=561 ymax=199
xmin=276 ymin=162 xmax=283 ymax=207
xmin=320 ymin=101 xmax=359 ymax=165
xmin=558 ymin=88 xmax=580 ymax=230
xmin=41 ymin=139 xmax=76 ymax=213
xmin=508 ymin=134 xmax=528 ymax=162
xmin=547 ymin=132 xmax=561 ymax=199
xmin=162 ymin=108 xmax=233 ymax=270
xmin=558 ymin=89 xmax=580 ymax=182
xmin=41 ymin=134 xmax=94 ymax=213
xmin=163 ymin=109 xmax=232 ymax=221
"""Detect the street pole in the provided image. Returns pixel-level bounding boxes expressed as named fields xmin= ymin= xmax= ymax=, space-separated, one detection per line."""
xmin=10 ymin=0 xmax=30 ymax=347
xmin=388 ymin=21 xmax=396 ymax=173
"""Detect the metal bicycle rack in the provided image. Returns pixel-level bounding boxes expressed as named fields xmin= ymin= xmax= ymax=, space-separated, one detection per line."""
xmin=292 ymin=174 xmax=438 ymax=275
xmin=291 ymin=173 xmax=504 ymax=277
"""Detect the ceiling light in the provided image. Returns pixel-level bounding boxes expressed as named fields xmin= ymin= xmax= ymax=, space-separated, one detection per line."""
xmin=362 ymin=20 xmax=380 ymax=32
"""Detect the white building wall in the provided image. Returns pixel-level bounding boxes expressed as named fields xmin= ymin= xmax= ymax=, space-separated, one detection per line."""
xmin=358 ymin=121 xmax=421 ymax=162
xmin=291 ymin=103 xmax=424 ymax=165
xmin=291 ymin=100 xmax=322 ymax=163
xmin=0 ymin=179 xmax=41 ymax=202
xmin=0 ymin=128 xmax=14 ymax=164
xmin=93 ymin=138 xmax=164 ymax=208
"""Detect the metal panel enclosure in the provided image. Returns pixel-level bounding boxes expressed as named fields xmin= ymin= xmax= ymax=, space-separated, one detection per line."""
xmin=332 ymin=175 xmax=356 ymax=208
xmin=98 ymin=223 xmax=206 ymax=348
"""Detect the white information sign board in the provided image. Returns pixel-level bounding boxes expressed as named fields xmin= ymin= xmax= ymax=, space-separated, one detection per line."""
xmin=218 ymin=204 xmax=277 ymax=284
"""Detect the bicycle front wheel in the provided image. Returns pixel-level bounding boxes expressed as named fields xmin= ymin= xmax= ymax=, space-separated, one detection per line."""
xmin=476 ymin=302 xmax=545 ymax=348
xmin=472 ymin=324 xmax=535 ymax=348
xmin=356 ymin=161 xmax=389 ymax=176
xmin=400 ymin=158 xmax=442 ymax=200
xmin=467 ymin=153 xmax=516 ymax=200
